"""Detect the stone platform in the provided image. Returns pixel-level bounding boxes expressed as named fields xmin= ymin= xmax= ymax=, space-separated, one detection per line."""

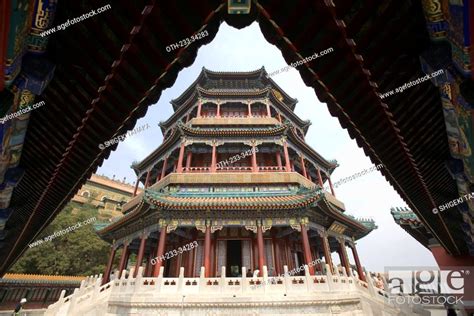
xmin=45 ymin=265 xmax=429 ymax=316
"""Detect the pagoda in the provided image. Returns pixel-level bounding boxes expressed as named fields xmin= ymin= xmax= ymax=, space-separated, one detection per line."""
xmin=97 ymin=67 xmax=375 ymax=282
xmin=45 ymin=69 xmax=426 ymax=315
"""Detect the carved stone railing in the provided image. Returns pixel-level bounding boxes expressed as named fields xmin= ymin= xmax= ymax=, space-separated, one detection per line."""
xmin=190 ymin=116 xmax=280 ymax=126
xmin=258 ymin=166 xmax=285 ymax=172
xmin=182 ymin=166 xmax=211 ymax=173
xmin=216 ymin=166 xmax=252 ymax=172
xmin=45 ymin=263 xmax=430 ymax=316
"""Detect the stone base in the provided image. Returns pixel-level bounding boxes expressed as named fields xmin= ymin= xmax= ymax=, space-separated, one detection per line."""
xmin=45 ymin=266 xmax=429 ymax=316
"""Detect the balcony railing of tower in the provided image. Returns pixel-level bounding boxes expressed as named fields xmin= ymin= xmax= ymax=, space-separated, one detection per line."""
xmin=44 ymin=264 xmax=425 ymax=316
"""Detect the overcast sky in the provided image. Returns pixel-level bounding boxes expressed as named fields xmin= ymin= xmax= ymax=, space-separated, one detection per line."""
xmin=97 ymin=22 xmax=438 ymax=272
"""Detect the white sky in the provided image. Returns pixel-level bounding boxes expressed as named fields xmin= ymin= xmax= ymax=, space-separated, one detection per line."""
xmin=97 ymin=22 xmax=438 ymax=272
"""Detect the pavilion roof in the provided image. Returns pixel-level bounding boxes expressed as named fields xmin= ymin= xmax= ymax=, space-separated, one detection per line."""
xmin=170 ymin=67 xmax=297 ymax=111
xmin=1 ymin=273 xmax=85 ymax=285
xmin=390 ymin=207 xmax=431 ymax=249
xmin=132 ymin=122 xmax=337 ymax=177
xmin=96 ymin=186 xmax=375 ymax=240
xmin=144 ymin=187 xmax=321 ymax=211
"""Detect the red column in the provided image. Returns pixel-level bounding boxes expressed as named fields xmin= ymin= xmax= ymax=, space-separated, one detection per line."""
xmin=251 ymin=145 xmax=258 ymax=172
xmin=144 ymin=170 xmax=151 ymax=189
xmin=317 ymin=168 xmax=323 ymax=187
xmin=256 ymin=223 xmax=265 ymax=276
xmin=133 ymin=178 xmax=139 ymax=197
xmin=350 ymin=243 xmax=366 ymax=281
xmin=118 ymin=243 xmax=129 ymax=278
xmin=321 ymin=235 xmax=334 ymax=274
xmin=300 ymin=224 xmax=314 ymax=275
xmin=283 ymin=143 xmax=291 ymax=172
xmin=152 ymin=226 xmax=167 ymax=277
xmin=252 ymin=237 xmax=258 ymax=271
xmin=211 ymin=144 xmax=217 ymax=173
xmin=197 ymin=100 xmax=202 ymax=117
xmin=186 ymin=151 xmax=192 ymax=170
xmin=300 ymin=155 xmax=307 ymax=178
xmin=278 ymin=113 xmax=282 ymax=123
xmin=339 ymin=240 xmax=350 ymax=276
xmin=102 ymin=246 xmax=117 ymax=285
xmin=328 ymin=175 xmax=335 ymax=196
xmin=266 ymin=103 xmax=271 ymax=117
xmin=160 ymin=157 xmax=168 ymax=179
xmin=210 ymin=235 xmax=216 ymax=275
xmin=248 ymin=103 xmax=252 ymax=117
xmin=216 ymin=103 xmax=221 ymax=117
xmin=204 ymin=224 xmax=212 ymax=277
xmin=272 ymin=237 xmax=281 ymax=275
xmin=177 ymin=142 xmax=185 ymax=173
xmin=134 ymin=235 xmax=148 ymax=277
xmin=186 ymin=246 xmax=194 ymax=277
xmin=276 ymin=152 xmax=282 ymax=169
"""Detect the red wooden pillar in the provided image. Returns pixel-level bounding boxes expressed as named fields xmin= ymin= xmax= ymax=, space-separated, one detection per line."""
xmin=133 ymin=178 xmax=139 ymax=197
xmin=186 ymin=151 xmax=192 ymax=170
xmin=216 ymin=103 xmax=221 ymax=117
xmin=350 ymin=243 xmax=366 ymax=281
xmin=161 ymin=157 xmax=168 ymax=179
xmin=338 ymin=239 xmax=351 ymax=276
xmin=300 ymin=155 xmax=307 ymax=178
xmin=266 ymin=103 xmax=271 ymax=117
xmin=248 ymin=103 xmax=252 ymax=117
xmin=102 ymin=246 xmax=117 ymax=285
xmin=272 ymin=237 xmax=281 ymax=275
xmin=276 ymin=152 xmax=282 ymax=169
xmin=134 ymin=235 xmax=148 ymax=277
xmin=252 ymin=237 xmax=258 ymax=271
xmin=283 ymin=143 xmax=291 ymax=172
xmin=278 ymin=113 xmax=282 ymax=123
xmin=204 ymin=224 xmax=212 ymax=277
xmin=251 ymin=145 xmax=258 ymax=172
xmin=197 ymin=100 xmax=202 ymax=117
xmin=152 ymin=226 xmax=167 ymax=277
xmin=300 ymin=223 xmax=314 ymax=275
xmin=317 ymin=168 xmax=324 ymax=187
xmin=144 ymin=170 xmax=151 ymax=189
xmin=211 ymin=144 xmax=217 ymax=173
xmin=186 ymin=246 xmax=194 ymax=277
xmin=118 ymin=243 xmax=129 ymax=278
xmin=256 ymin=223 xmax=265 ymax=276
xmin=176 ymin=142 xmax=186 ymax=173
xmin=321 ymin=235 xmax=334 ymax=274
xmin=328 ymin=175 xmax=336 ymax=196
xmin=339 ymin=240 xmax=351 ymax=275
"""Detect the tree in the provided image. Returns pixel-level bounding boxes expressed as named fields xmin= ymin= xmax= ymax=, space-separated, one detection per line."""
xmin=9 ymin=202 xmax=120 ymax=276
